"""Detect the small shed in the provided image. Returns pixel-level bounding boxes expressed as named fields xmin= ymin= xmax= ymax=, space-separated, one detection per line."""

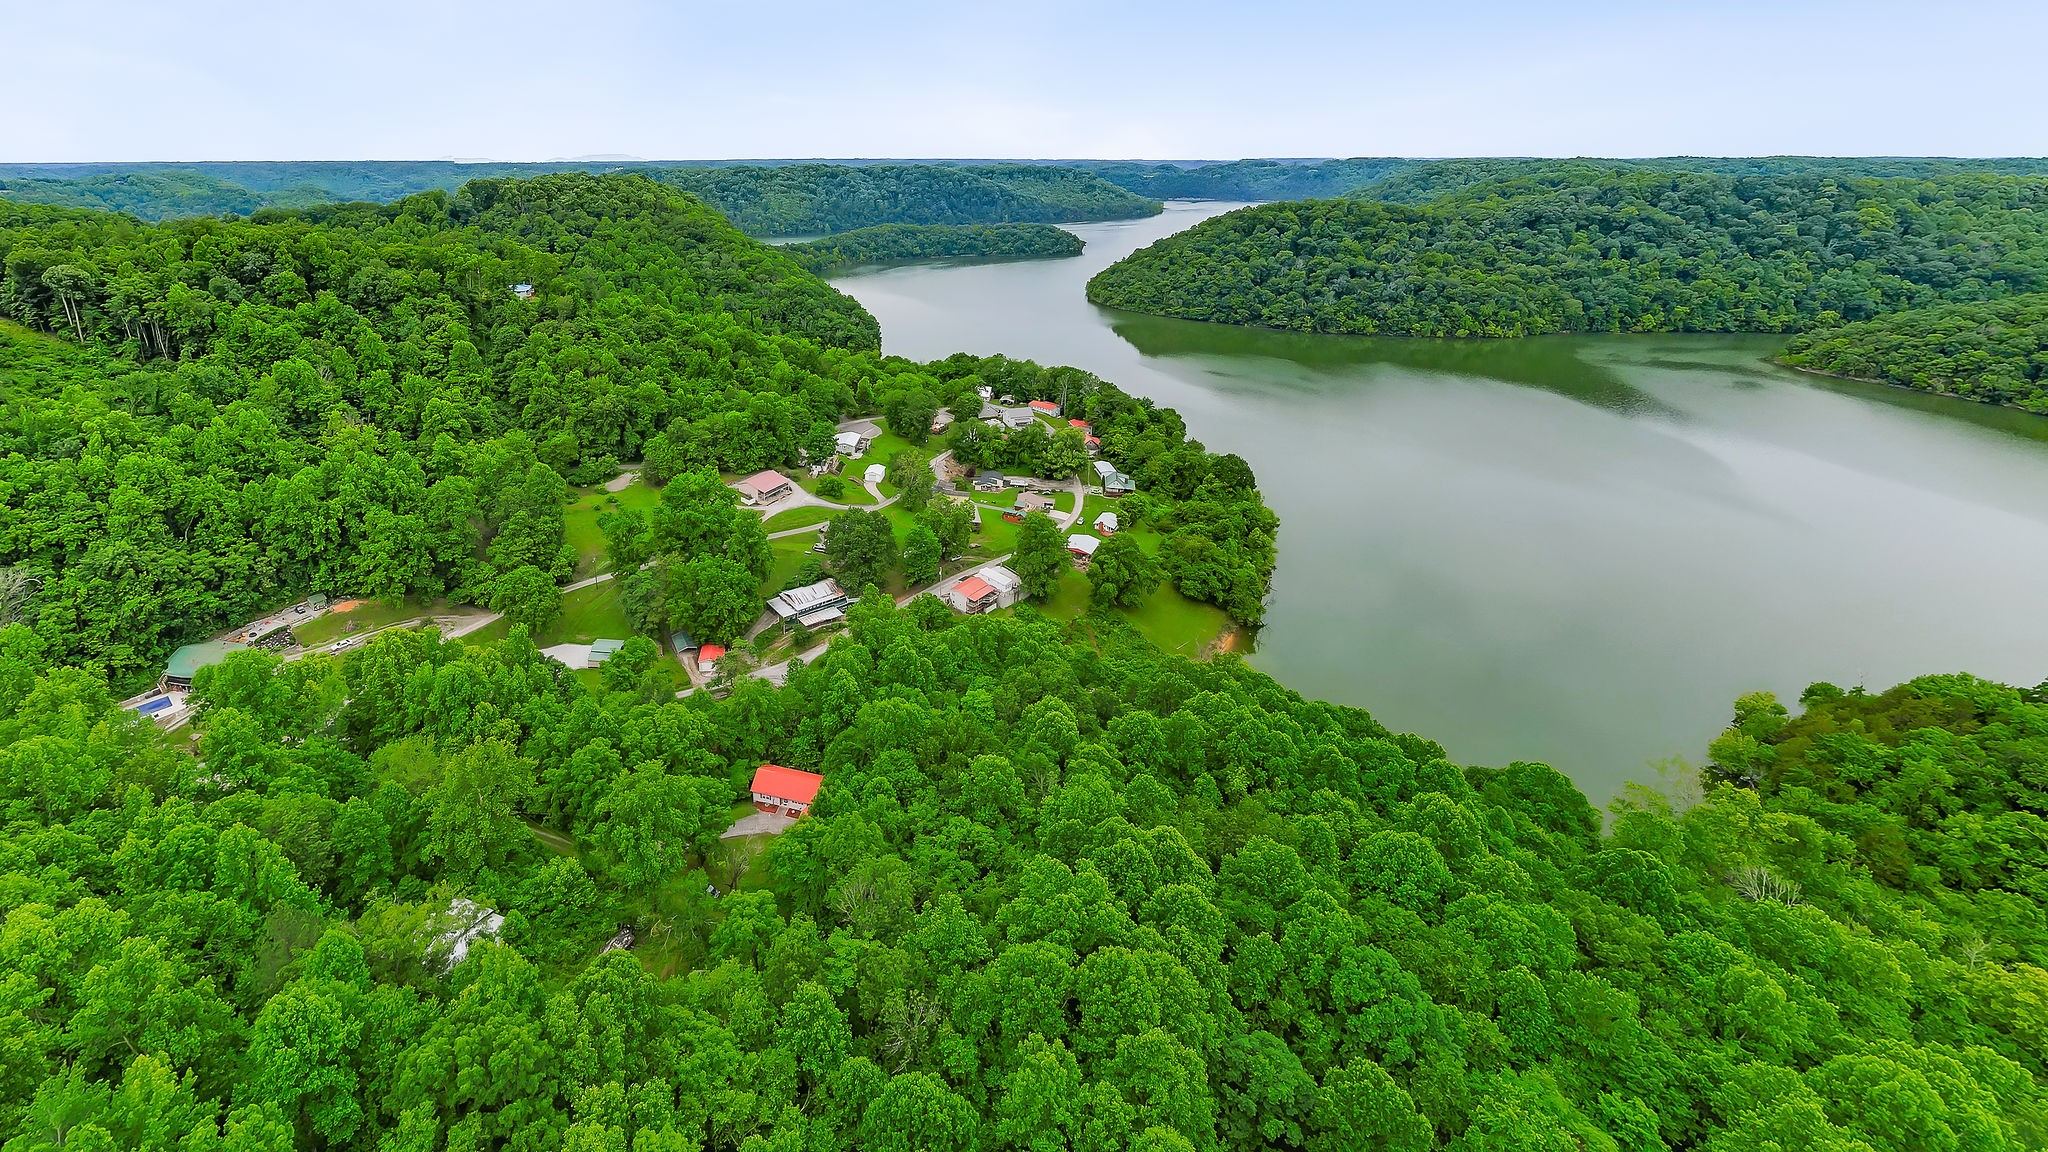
xmin=864 ymin=463 xmax=886 ymax=485
xmin=588 ymin=638 xmax=625 ymax=665
xmin=750 ymin=764 xmax=825 ymax=817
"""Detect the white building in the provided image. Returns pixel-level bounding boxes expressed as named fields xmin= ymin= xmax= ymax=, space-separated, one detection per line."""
xmin=770 ymin=578 xmax=851 ymax=627
xmin=864 ymin=463 xmax=887 ymax=485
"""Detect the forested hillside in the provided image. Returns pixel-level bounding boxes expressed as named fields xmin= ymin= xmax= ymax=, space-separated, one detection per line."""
xmin=0 ymin=172 xmax=1263 ymax=682
xmin=1780 ymin=294 xmax=2048 ymax=413
xmin=655 ymin=165 xmax=1159 ymax=236
xmin=1344 ymin=157 xmax=2048 ymax=205
xmin=1086 ymin=167 xmax=2048 ymax=341
xmin=1079 ymin=159 xmax=1417 ymax=201
xmin=1 ymin=597 xmax=2044 ymax=1152
xmin=0 ymin=171 xmax=335 ymax=220
xmin=783 ymin=224 xmax=1083 ymax=274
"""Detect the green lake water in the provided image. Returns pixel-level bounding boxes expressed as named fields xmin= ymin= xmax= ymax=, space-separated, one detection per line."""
xmin=832 ymin=201 xmax=2048 ymax=802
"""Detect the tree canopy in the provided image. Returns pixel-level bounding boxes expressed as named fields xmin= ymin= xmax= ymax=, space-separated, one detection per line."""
xmin=1087 ymin=165 xmax=2048 ymax=340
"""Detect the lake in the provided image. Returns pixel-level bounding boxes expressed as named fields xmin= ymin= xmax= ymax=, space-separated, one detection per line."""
xmin=832 ymin=201 xmax=2048 ymax=802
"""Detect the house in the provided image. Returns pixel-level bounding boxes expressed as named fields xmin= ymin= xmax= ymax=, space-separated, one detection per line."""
xmin=981 ymin=566 xmax=1022 ymax=602
xmin=1029 ymin=399 xmax=1062 ymax=418
xmin=510 ymin=283 xmax=536 ymax=300
xmin=976 ymin=384 xmax=994 ymax=401
xmin=978 ymin=401 xmax=1003 ymax=425
xmin=1003 ymin=491 xmax=1053 ymax=523
xmin=1070 ymin=419 xmax=1102 ymax=453
xmin=951 ymin=574 xmax=999 ymax=613
xmin=588 ymin=638 xmax=625 ymax=665
xmin=864 ymin=463 xmax=886 ymax=485
xmin=1000 ymin=407 xmax=1038 ymax=431
xmin=1004 ymin=475 xmax=1035 ymax=489
xmin=1093 ymin=459 xmax=1118 ymax=478
xmin=1067 ymin=533 xmax=1102 ymax=560
xmin=834 ymin=430 xmax=865 ymax=457
xmin=973 ymin=472 xmax=1006 ymax=492
xmin=750 ymin=764 xmax=824 ymax=817
xmin=1102 ymin=471 xmax=1136 ymax=496
xmin=698 ymin=643 xmax=727 ymax=673
xmin=931 ymin=407 xmax=954 ymax=434
xmin=1094 ymin=511 xmax=1120 ymax=535
xmin=162 ymin=640 xmax=248 ymax=690
xmin=769 ymin=578 xmax=851 ymax=628
xmin=735 ymin=470 xmax=793 ymax=506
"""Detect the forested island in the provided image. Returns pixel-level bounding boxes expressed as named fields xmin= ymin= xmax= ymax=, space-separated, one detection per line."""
xmin=1781 ymin=294 xmax=2048 ymax=413
xmin=1 ymin=162 xmax=2046 ymax=1152
xmin=782 ymin=224 xmax=1084 ymax=274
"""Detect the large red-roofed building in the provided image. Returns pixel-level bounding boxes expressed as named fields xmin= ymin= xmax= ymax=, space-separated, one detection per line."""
xmin=750 ymin=764 xmax=824 ymax=817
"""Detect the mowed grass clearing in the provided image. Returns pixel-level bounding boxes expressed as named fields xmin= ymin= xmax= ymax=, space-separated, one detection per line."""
xmin=563 ymin=481 xmax=663 ymax=577
xmin=293 ymin=597 xmax=433 ymax=646
xmin=533 ymin=580 xmax=634 ymax=647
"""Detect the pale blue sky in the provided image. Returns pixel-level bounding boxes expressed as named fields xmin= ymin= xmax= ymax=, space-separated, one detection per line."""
xmin=4 ymin=0 xmax=2042 ymax=161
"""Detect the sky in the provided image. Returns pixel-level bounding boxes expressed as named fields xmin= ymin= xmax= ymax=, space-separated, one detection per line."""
xmin=5 ymin=0 xmax=2044 ymax=162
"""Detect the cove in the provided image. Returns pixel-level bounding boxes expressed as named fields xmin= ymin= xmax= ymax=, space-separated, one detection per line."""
xmin=832 ymin=201 xmax=2048 ymax=802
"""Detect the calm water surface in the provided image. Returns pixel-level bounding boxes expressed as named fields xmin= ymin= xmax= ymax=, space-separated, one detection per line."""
xmin=834 ymin=201 xmax=2048 ymax=801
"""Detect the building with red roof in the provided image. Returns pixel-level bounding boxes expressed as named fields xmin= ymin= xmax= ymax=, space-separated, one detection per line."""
xmin=953 ymin=574 xmax=997 ymax=613
xmin=734 ymin=470 xmax=792 ymax=506
xmin=697 ymin=643 xmax=727 ymax=672
xmin=1028 ymin=399 xmax=1062 ymax=417
xmin=750 ymin=764 xmax=824 ymax=816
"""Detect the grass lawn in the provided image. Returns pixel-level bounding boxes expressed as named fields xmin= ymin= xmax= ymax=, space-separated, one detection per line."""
xmin=1122 ymin=585 xmax=1235 ymax=658
xmin=563 ymin=481 xmax=662 ymax=577
xmin=1039 ymin=569 xmax=1092 ymax=620
xmin=294 ymin=597 xmax=432 ymax=646
xmin=763 ymin=505 xmax=836 ymax=532
xmin=763 ymin=532 xmax=822 ymax=597
xmin=459 ymin=616 xmax=513 ymax=648
xmin=533 ymin=580 xmax=634 ymax=647
xmin=797 ymin=474 xmax=873 ymax=504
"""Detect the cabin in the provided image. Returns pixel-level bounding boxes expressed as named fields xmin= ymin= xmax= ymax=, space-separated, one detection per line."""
xmin=1029 ymin=399 xmax=1062 ymax=418
xmin=1102 ymin=471 xmax=1136 ymax=496
xmin=770 ymin=578 xmax=851 ymax=628
xmin=162 ymin=640 xmax=248 ymax=691
xmin=750 ymin=764 xmax=824 ymax=817
xmin=1003 ymin=492 xmax=1053 ymax=523
xmin=1067 ymin=534 xmax=1102 ymax=561
xmin=588 ymin=638 xmax=625 ymax=665
xmin=697 ymin=643 xmax=727 ymax=673
xmin=735 ymin=470 xmax=793 ymax=506
xmin=973 ymin=471 xmax=1006 ymax=492
xmin=1094 ymin=511 xmax=1120 ymax=535
xmin=864 ymin=463 xmax=887 ymax=485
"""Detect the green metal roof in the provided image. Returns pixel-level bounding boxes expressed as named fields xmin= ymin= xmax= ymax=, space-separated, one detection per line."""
xmin=165 ymin=640 xmax=248 ymax=679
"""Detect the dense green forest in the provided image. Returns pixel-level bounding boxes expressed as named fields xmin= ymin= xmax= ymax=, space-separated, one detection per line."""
xmin=0 ymin=172 xmax=335 ymax=220
xmin=1086 ymin=166 xmax=2048 ymax=342
xmin=782 ymin=224 xmax=1083 ymax=274
xmin=1342 ymin=157 xmax=2048 ymax=206
xmin=1077 ymin=160 xmax=1417 ymax=201
xmin=0 ymin=172 xmax=1262 ymax=682
xmin=1780 ymin=294 xmax=2048 ymax=413
xmin=654 ymin=166 xmax=1158 ymax=237
xmin=0 ymin=164 xmax=1159 ymax=233
xmin=1 ymin=598 xmax=2045 ymax=1152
